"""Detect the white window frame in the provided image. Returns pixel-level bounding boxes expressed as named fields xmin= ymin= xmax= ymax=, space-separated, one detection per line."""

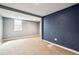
xmin=14 ymin=19 xmax=22 ymax=31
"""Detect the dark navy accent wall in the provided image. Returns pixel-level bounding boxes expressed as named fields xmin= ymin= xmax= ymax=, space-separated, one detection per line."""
xmin=42 ymin=4 xmax=79 ymax=51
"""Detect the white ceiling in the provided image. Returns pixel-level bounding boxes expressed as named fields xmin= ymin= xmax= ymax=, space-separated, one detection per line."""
xmin=0 ymin=8 xmax=41 ymax=22
xmin=1 ymin=3 xmax=76 ymax=16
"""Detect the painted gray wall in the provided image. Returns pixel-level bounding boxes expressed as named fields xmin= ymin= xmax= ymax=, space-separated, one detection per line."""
xmin=0 ymin=16 xmax=3 ymax=42
xmin=37 ymin=22 xmax=40 ymax=34
xmin=3 ymin=17 xmax=39 ymax=39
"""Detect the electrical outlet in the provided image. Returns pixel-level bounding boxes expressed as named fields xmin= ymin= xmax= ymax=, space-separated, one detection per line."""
xmin=54 ymin=38 xmax=58 ymax=41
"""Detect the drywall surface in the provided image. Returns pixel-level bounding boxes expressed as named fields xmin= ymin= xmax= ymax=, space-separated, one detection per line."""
xmin=3 ymin=17 xmax=39 ymax=39
xmin=42 ymin=4 xmax=79 ymax=51
xmin=0 ymin=16 xmax=3 ymax=43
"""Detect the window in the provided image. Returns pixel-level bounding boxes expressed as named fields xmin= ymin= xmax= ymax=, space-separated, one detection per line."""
xmin=14 ymin=19 xmax=22 ymax=31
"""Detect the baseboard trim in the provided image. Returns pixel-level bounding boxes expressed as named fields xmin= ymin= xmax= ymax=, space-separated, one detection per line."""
xmin=3 ymin=34 xmax=40 ymax=40
xmin=43 ymin=39 xmax=79 ymax=54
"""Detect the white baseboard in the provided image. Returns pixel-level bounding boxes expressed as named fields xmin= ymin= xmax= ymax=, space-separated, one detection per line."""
xmin=43 ymin=39 xmax=79 ymax=54
xmin=3 ymin=34 xmax=40 ymax=40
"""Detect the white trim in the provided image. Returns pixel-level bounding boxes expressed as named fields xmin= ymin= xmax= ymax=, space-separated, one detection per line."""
xmin=40 ymin=19 xmax=42 ymax=40
xmin=43 ymin=39 xmax=79 ymax=54
xmin=3 ymin=34 xmax=40 ymax=40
